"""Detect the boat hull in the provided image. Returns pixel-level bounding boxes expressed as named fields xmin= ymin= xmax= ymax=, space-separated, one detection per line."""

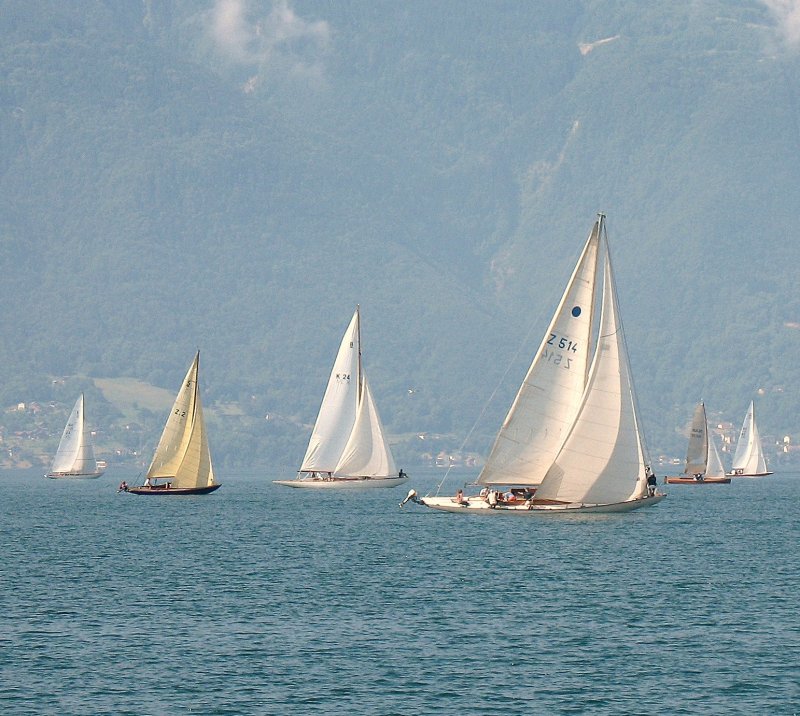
xmin=127 ymin=484 xmax=222 ymax=495
xmin=45 ymin=471 xmax=105 ymax=480
xmin=727 ymin=471 xmax=774 ymax=478
xmin=665 ymin=476 xmax=730 ymax=484
xmin=273 ymin=475 xmax=409 ymax=489
xmin=419 ymin=493 xmax=665 ymax=514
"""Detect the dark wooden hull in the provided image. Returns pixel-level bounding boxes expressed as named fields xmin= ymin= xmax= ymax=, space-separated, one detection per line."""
xmin=127 ymin=484 xmax=222 ymax=495
xmin=664 ymin=476 xmax=731 ymax=484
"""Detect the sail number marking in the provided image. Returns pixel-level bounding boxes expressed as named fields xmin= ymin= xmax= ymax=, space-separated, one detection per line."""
xmin=542 ymin=333 xmax=579 ymax=370
xmin=547 ymin=333 xmax=579 ymax=352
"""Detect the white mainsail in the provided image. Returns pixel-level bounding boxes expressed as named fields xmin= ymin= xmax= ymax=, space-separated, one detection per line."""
xmin=731 ymin=400 xmax=769 ymax=475
xmin=534 ymin=247 xmax=647 ymax=505
xmin=477 ymin=220 xmax=601 ymax=487
xmin=300 ymin=310 xmax=361 ymax=473
xmin=50 ymin=394 xmax=101 ymax=476
xmin=146 ymin=352 xmax=215 ymax=489
xmin=299 ymin=307 xmax=397 ymax=479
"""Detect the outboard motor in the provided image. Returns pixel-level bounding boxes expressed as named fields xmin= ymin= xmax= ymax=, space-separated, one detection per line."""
xmin=399 ymin=489 xmax=419 ymax=507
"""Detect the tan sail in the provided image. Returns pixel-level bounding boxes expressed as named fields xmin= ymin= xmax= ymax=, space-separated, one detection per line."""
xmin=146 ymin=352 xmax=215 ymax=489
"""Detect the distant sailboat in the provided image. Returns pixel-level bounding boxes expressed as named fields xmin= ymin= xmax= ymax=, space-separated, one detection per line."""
xmin=411 ymin=214 xmax=664 ymax=514
xmin=274 ymin=306 xmax=408 ymax=489
xmin=128 ymin=352 xmax=220 ymax=495
xmin=665 ymin=402 xmax=730 ymax=484
xmin=46 ymin=394 xmax=105 ymax=479
xmin=728 ymin=400 xmax=773 ymax=477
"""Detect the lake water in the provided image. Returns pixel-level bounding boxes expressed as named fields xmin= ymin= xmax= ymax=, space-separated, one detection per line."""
xmin=1 ymin=468 xmax=798 ymax=715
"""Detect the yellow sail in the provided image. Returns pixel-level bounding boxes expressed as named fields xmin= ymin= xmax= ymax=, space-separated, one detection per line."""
xmin=146 ymin=352 xmax=215 ymax=489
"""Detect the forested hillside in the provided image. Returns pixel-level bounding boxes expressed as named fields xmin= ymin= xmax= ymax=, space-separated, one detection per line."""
xmin=1 ymin=1 xmax=799 ymax=470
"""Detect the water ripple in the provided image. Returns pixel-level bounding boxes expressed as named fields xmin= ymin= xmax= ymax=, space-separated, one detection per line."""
xmin=1 ymin=470 xmax=799 ymax=714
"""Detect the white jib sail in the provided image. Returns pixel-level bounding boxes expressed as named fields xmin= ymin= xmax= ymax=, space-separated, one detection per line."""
xmin=51 ymin=394 xmax=98 ymax=475
xmin=477 ymin=220 xmax=601 ymax=486
xmin=683 ymin=403 xmax=709 ymax=476
xmin=146 ymin=352 xmax=215 ymax=488
xmin=536 ymin=247 xmax=646 ymax=505
xmin=731 ymin=401 xmax=768 ymax=474
xmin=334 ymin=374 xmax=397 ymax=478
xmin=706 ymin=433 xmax=726 ymax=479
xmin=300 ymin=309 xmax=361 ymax=472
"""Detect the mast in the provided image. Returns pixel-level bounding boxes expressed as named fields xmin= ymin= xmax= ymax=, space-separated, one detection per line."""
xmin=356 ymin=304 xmax=363 ymax=404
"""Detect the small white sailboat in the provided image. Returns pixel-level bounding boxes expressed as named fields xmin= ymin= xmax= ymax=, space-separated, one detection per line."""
xmin=665 ymin=402 xmax=730 ymax=484
xmin=274 ymin=306 xmax=408 ymax=489
xmin=728 ymin=400 xmax=773 ymax=477
xmin=128 ymin=351 xmax=220 ymax=495
xmin=46 ymin=394 xmax=105 ymax=479
xmin=412 ymin=214 xmax=664 ymax=514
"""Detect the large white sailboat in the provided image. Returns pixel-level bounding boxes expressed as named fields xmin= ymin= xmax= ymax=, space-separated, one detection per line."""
xmin=665 ymin=402 xmax=730 ymax=484
xmin=728 ymin=400 xmax=773 ymax=477
xmin=129 ymin=351 xmax=220 ymax=495
xmin=274 ymin=306 xmax=407 ymax=489
xmin=411 ymin=214 xmax=664 ymax=514
xmin=45 ymin=394 xmax=105 ymax=479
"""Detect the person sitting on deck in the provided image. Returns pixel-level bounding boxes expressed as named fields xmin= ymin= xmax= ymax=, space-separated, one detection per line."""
xmin=454 ymin=488 xmax=465 ymax=504
xmin=487 ymin=490 xmax=498 ymax=509
xmin=143 ymin=476 xmax=152 ymax=487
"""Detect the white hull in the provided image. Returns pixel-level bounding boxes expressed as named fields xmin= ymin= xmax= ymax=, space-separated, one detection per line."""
xmin=45 ymin=471 xmax=105 ymax=480
xmin=420 ymin=493 xmax=665 ymax=514
xmin=274 ymin=475 xmax=409 ymax=489
xmin=727 ymin=471 xmax=774 ymax=478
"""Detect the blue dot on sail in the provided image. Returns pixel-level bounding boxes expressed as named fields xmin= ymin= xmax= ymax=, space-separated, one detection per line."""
xmin=571 ymin=306 xmax=582 ymax=317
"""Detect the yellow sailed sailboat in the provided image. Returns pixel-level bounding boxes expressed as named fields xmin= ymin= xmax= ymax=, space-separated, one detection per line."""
xmin=128 ymin=351 xmax=220 ymax=496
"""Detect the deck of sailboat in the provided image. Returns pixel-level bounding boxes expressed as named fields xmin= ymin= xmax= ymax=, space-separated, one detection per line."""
xmin=273 ymin=475 xmax=408 ymax=489
xmin=420 ymin=493 xmax=665 ymax=514
xmin=726 ymin=471 xmax=773 ymax=478
xmin=664 ymin=476 xmax=730 ymax=484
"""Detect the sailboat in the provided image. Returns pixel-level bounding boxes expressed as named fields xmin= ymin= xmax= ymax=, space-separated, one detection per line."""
xmin=274 ymin=306 xmax=407 ymax=489
xmin=665 ymin=402 xmax=730 ymax=484
xmin=411 ymin=214 xmax=664 ymax=514
xmin=728 ymin=400 xmax=773 ymax=477
xmin=45 ymin=394 xmax=105 ymax=479
xmin=128 ymin=351 xmax=221 ymax=495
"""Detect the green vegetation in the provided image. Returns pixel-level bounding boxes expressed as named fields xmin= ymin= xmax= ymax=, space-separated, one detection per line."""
xmin=1 ymin=2 xmax=800 ymax=471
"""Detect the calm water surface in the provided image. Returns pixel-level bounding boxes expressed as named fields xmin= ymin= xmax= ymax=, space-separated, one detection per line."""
xmin=1 ymin=469 xmax=798 ymax=715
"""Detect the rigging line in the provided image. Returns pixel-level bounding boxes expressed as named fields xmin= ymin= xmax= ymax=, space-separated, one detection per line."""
xmin=431 ymin=232 xmax=590 ymax=497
